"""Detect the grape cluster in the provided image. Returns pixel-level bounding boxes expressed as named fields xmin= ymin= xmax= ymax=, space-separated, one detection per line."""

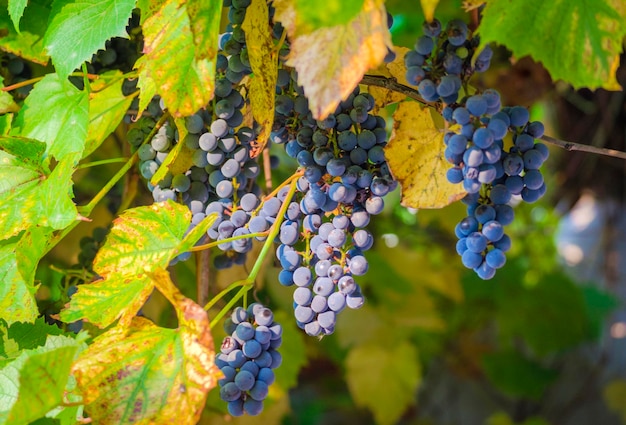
xmin=1 ymin=53 xmax=33 ymax=98
xmin=215 ymin=304 xmax=282 ymax=416
xmin=404 ymin=19 xmax=493 ymax=104
xmin=443 ymin=90 xmax=548 ymax=279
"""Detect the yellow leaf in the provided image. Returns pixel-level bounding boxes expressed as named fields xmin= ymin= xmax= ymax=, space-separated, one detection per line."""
xmin=150 ymin=117 xmax=195 ymax=187
xmin=604 ymin=380 xmax=626 ymax=422
xmin=72 ymin=275 xmax=219 ymax=424
xmin=274 ymin=0 xmax=392 ymax=119
xmin=420 ymin=0 xmax=440 ymax=22
xmin=385 ymin=102 xmax=465 ymax=208
xmin=242 ymin=0 xmax=278 ymax=157
xmin=366 ymin=46 xmax=412 ymax=111
xmin=463 ymin=0 xmax=487 ymax=11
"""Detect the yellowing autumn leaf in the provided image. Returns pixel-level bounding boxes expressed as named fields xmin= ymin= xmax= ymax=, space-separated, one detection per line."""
xmin=150 ymin=117 xmax=195 ymax=186
xmin=274 ymin=0 xmax=392 ymax=119
xmin=385 ymin=103 xmax=465 ymax=209
xmin=242 ymin=0 xmax=277 ymax=156
xmin=72 ymin=278 xmax=219 ymax=425
xmin=366 ymin=46 xmax=411 ymax=111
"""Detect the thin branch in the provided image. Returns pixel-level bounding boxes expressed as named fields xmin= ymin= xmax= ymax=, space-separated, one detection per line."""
xmin=361 ymin=74 xmax=626 ymax=161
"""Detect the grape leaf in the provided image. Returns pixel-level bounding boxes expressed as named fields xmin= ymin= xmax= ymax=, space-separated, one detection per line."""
xmin=346 ymin=340 xmax=420 ymax=425
xmin=186 ymin=0 xmax=221 ymax=61
xmin=44 ymin=0 xmax=135 ymax=78
xmin=274 ymin=0 xmax=392 ymax=119
xmin=137 ymin=0 xmax=215 ymax=118
xmin=419 ymin=0 xmax=440 ymax=22
xmin=0 ymin=335 xmax=81 ymax=425
xmin=134 ymin=56 xmax=158 ymax=117
xmin=366 ymin=45 xmax=411 ymax=111
xmin=477 ymin=0 xmax=626 ymax=90
xmin=3 ymin=318 xmax=65 ymax=358
xmin=0 ymin=136 xmax=45 ymax=168
xmin=0 ymin=229 xmax=51 ymax=325
xmin=0 ymin=76 xmax=19 ymax=114
xmin=385 ymin=102 xmax=465 ymax=208
xmin=0 ymin=0 xmax=51 ymax=64
xmin=136 ymin=0 xmax=166 ymax=24
xmin=12 ymin=73 xmax=89 ymax=160
xmin=242 ymin=0 xmax=277 ymax=156
xmin=293 ymin=0 xmax=364 ymax=35
xmin=482 ymin=351 xmax=558 ymax=400
xmin=7 ymin=0 xmax=27 ymax=31
xmin=0 ymin=151 xmax=78 ymax=240
xmin=84 ymin=71 xmax=134 ymax=158
xmin=60 ymin=202 xmax=217 ymax=328
xmin=71 ymin=284 xmax=219 ymax=425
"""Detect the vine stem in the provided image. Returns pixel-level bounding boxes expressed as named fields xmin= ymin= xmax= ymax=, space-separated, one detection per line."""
xmin=360 ymin=74 xmax=626 ymax=161
xmin=207 ymin=176 xmax=299 ymax=327
xmin=2 ymin=72 xmax=99 ymax=92
xmin=189 ymin=231 xmax=270 ymax=252
xmin=76 ymin=157 xmax=129 ymax=169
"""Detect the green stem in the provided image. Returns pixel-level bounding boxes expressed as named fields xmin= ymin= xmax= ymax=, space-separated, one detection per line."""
xmin=81 ymin=63 xmax=91 ymax=94
xmin=189 ymin=231 xmax=270 ymax=252
xmin=76 ymin=157 xmax=129 ymax=170
xmin=204 ymin=279 xmax=247 ymax=311
xmin=210 ymin=284 xmax=253 ymax=328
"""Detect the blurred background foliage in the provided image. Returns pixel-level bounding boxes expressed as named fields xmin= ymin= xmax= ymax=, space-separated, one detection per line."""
xmin=20 ymin=1 xmax=626 ymax=424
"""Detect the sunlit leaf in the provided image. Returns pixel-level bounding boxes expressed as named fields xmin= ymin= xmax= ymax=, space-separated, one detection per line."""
xmin=477 ymin=0 xmax=626 ymax=90
xmin=149 ymin=117 xmax=195 ymax=186
xmin=0 ymin=335 xmax=81 ymax=424
xmin=0 ymin=229 xmax=51 ymax=325
xmin=293 ymin=0 xmax=364 ymax=35
xmin=137 ymin=0 xmax=215 ymax=118
xmin=44 ymin=0 xmax=135 ymax=78
xmin=84 ymin=71 xmax=134 ymax=158
xmin=12 ymin=73 xmax=89 ymax=160
xmin=0 ymin=151 xmax=78 ymax=240
xmin=186 ymin=0 xmax=221 ymax=61
xmin=7 ymin=0 xmax=27 ymax=31
xmin=385 ymin=103 xmax=465 ymax=208
xmin=274 ymin=0 xmax=392 ymax=119
xmin=1 ymin=317 xmax=65 ymax=358
xmin=0 ymin=0 xmax=50 ymax=64
xmin=346 ymin=340 xmax=420 ymax=425
xmin=60 ymin=202 xmax=217 ymax=328
xmin=0 ymin=136 xmax=45 ymax=168
xmin=72 ymin=284 xmax=219 ymax=425
xmin=242 ymin=0 xmax=277 ymax=156
xmin=366 ymin=45 xmax=411 ymax=111
xmin=0 ymin=77 xmax=19 ymax=114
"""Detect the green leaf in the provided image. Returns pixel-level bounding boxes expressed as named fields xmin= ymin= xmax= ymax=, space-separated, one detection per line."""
xmin=0 ymin=0 xmax=51 ymax=64
xmin=482 ymin=351 xmax=558 ymax=400
xmin=71 ymin=289 xmax=219 ymax=425
xmin=0 ymin=152 xmax=78 ymax=239
xmin=84 ymin=71 xmax=134 ymax=158
xmin=12 ymin=73 xmax=89 ymax=159
xmin=0 ymin=229 xmax=52 ymax=324
xmin=477 ymin=0 xmax=626 ymax=90
xmin=0 ymin=136 xmax=46 ymax=168
xmin=581 ymin=285 xmax=617 ymax=338
xmin=60 ymin=202 xmax=215 ymax=328
xmin=0 ymin=335 xmax=81 ymax=425
xmin=186 ymin=0 xmax=221 ymax=61
xmin=294 ymin=0 xmax=364 ymax=34
xmin=137 ymin=0 xmax=216 ymax=117
xmin=0 ymin=76 xmax=19 ymax=114
xmin=345 ymin=340 xmax=420 ymax=425
xmin=136 ymin=0 xmax=166 ymax=24
xmin=3 ymin=318 xmax=65 ymax=358
xmin=44 ymin=0 xmax=136 ymax=78
xmin=8 ymin=0 xmax=28 ymax=31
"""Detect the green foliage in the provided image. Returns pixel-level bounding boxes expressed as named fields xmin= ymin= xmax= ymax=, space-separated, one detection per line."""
xmin=7 ymin=0 xmax=27 ymax=31
xmin=44 ymin=0 xmax=135 ymax=78
xmin=0 ymin=0 xmax=50 ymax=63
xmin=477 ymin=0 xmax=626 ymax=90
xmin=293 ymin=0 xmax=365 ymax=34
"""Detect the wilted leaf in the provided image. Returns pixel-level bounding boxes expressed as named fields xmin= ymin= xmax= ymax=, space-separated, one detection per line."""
xmin=0 ymin=151 xmax=78 ymax=239
xmin=478 ymin=0 xmax=626 ymax=90
xmin=72 ymin=285 xmax=219 ymax=425
xmin=137 ymin=0 xmax=215 ymax=118
xmin=346 ymin=340 xmax=420 ymax=425
xmin=0 ymin=0 xmax=50 ymax=64
xmin=0 ymin=335 xmax=81 ymax=424
xmin=385 ymin=103 xmax=465 ymax=209
xmin=84 ymin=71 xmax=134 ymax=158
xmin=242 ymin=0 xmax=277 ymax=156
xmin=274 ymin=0 xmax=392 ymax=119
xmin=12 ymin=73 xmax=89 ymax=160
xmin=44 ymin=0 xmax=135 ymax=78
xmin=149 ymin=117 xmax=195 ymax=186
xmin=60 ymin=202 xmax=216 ymax=328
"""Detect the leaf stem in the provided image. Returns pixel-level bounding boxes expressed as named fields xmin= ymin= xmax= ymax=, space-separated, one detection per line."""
xmin=81 ymin=63 xmax=91 ymax=94
xmin=361 ymin=73 xmax=626 ymax=161
xmin=1 ymin=72 xmax=99 ymax=92
xmin=204 ymin=279 xmax=248 ymax=312
xmin=76 ymin=157 xmax=129 ymax=170
xmin=188 ymin=231 xmax=270 ymax=252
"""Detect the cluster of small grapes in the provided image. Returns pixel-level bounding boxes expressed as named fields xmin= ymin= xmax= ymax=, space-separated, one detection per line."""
xmin=442 ymin=90 xmax=548 ymax=279
xmin=216 ymin=304 xmax=282 ymax=416
xmin=1 ymin=53 xmax=33 ymax=98
xmin=404 ymin=19 xmax=492 ymax=103
xmin=270 ymin=69 xmax=395 ymax=334
xmin=91 ymin=11 xmax=142 ymax=73
xmin=220 ymin=0 xmax=253 ymax=83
